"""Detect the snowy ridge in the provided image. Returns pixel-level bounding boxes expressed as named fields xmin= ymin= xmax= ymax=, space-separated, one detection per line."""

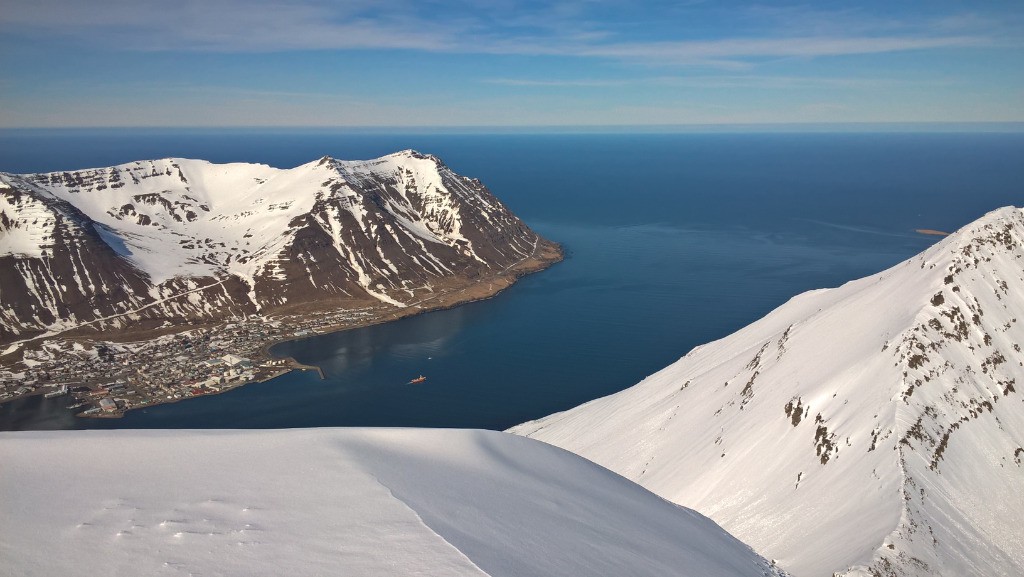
xmin=0 ymin=152 xmax=546 ymax=341
xmin=0 ymin=428 xmax=784 ymax=577
xmin=513 ymin=207 xmax=1024 ymax=577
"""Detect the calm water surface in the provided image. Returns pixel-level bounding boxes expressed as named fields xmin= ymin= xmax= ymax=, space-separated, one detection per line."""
xmin=2 ymin=131 xmax=1022 ymax=430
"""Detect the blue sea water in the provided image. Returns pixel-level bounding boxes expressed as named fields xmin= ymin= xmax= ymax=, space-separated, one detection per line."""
xmin=2 ymin=130 xmax=1022 ymax=431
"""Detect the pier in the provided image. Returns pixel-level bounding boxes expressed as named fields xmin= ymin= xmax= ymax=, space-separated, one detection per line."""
xmin=281 ymin=358 xmax=326 ymax=380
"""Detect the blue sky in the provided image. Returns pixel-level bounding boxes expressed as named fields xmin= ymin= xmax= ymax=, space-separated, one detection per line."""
xmin=1 ymin=1 xmax=1022 ymax=127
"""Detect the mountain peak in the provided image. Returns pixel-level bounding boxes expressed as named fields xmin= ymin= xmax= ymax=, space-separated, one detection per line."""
xmin=391 ymin=148 xmax=424 ymax=158
xmin=387 ymin=149 xmax=444 ymax=165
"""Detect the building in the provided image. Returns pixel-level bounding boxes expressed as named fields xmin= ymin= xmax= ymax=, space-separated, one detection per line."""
xmin=221 ymin=354 xmax=253 ymax=370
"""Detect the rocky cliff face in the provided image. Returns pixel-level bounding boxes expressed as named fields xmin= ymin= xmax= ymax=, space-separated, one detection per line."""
xmin=513 ymin=207 xmax=1024 ymax=577
xmin=0 ymin=151 xmax=556 ymax=343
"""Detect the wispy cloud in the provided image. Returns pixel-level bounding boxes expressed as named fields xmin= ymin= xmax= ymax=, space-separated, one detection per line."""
xmin=483 ymin=78 xmax=631 ymax=87
xmin=3 ymin=1 xmax=1021 ymax=126
xmin=563 ymin=35 xmax=989 ymax=67
xmin=0 ymin=0 xmax=1001 ymax=66
xmin=483 ymin=74 xmax=957 ymax=90
xmin=0 ymin=0 xmax=459 ymax=52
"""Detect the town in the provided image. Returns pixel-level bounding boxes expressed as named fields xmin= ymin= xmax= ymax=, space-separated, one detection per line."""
xmin=0 ymin=241 xmax=560 ymax=420
xmin=0 ymin=306 xmax=381 ymax=417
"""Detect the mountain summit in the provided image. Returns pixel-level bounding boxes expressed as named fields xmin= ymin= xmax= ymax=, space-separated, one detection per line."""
xmin=513 ymin=207 xmax=1024 ymax=577
xmin=0 ymin=152 xmax=559 ymax=343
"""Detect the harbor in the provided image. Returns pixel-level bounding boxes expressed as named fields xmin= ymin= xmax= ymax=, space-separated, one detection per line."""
xmin=0 ymin=239 xmax=559 ymax=422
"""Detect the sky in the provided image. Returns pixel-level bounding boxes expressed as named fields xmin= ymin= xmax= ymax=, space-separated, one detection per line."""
xmin=0 ymin=0 xmax=1022 ymax=128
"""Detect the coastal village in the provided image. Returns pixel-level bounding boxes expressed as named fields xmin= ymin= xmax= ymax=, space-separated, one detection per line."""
xmin=0 ymin=147 xmax=562 ymax=421
xmin=0 ymin=237 xmax=561 ymax=420
xmin=0 ymin=305 xmax=381 ymax=418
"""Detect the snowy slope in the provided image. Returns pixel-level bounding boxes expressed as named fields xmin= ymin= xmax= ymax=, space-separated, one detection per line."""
xmin=513 ymin=207 xmax=1024 ymax=577
xmin=0 ymin=151 xmax=552 ymax=341
xmin=0 ymin=428 xmax=783 ymax=577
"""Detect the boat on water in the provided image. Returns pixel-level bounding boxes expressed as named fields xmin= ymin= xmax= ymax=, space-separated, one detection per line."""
xmin=408 ymin=375 xmax=427 ymax=384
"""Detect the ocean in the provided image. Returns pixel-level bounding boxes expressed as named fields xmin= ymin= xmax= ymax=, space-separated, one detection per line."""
xmin=2 ymin=130 xmax=1022 ymax=430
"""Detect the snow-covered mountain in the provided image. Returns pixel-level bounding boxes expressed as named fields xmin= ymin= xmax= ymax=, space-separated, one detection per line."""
xmin=513 ymin=207 xmax=1024 ymax=577
xmin=0 ymin=428 xmax=784 ymax=577
xmin=0 ymin=152 xmax=556 ymax=342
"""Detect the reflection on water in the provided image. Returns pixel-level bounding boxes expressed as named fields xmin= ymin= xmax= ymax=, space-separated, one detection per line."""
xmin=273 ymin=306 xmax=471 ymax=384
xmin=0 ymin=394 xmax=84 ymax=431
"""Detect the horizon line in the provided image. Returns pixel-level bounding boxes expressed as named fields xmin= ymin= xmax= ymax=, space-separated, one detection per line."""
xmin=2 ymin=121 xmax=1023 ymax=134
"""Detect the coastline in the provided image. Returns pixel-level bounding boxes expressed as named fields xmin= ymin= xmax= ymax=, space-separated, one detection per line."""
xmin=261 ymin=241 xmax=562 ymax=352
xmin=0 ymin=240 xmax=563 ymax=420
